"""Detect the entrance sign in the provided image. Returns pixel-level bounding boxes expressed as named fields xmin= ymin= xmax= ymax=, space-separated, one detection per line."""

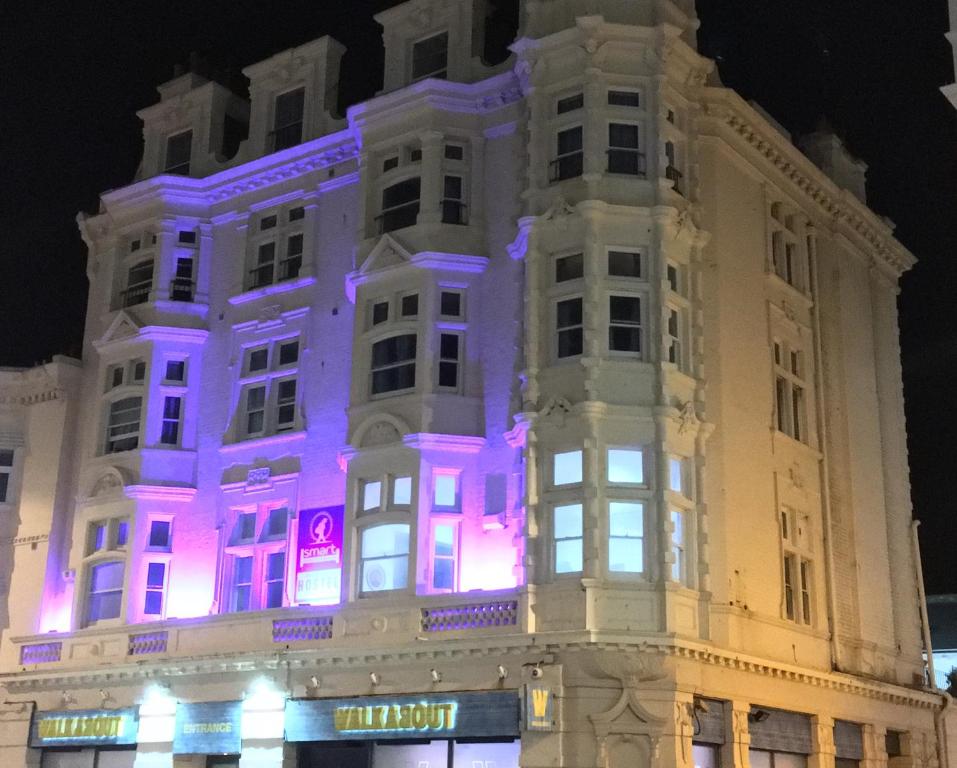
xmin=295 ymin=505 xmax=344 ymax=605
xmin=285 ymin=691 xmax=520 ymax=742
xmin=29 ymin=708 xmax=139 ymax=748
xmin=173 ymin=701 xmax=242 ymax=755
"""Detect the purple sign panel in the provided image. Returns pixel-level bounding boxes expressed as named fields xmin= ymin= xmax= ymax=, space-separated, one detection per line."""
xmin=295 ymin=505 xmax=344 ymax=605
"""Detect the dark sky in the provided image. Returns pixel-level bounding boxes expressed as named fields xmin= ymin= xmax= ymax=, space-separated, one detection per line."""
xmin=1 ymin=1 xmax=954 ymax=591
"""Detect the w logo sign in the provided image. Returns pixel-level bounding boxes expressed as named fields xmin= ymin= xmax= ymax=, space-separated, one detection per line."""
xmin=525 ymin=686 xmax=553 ymax=731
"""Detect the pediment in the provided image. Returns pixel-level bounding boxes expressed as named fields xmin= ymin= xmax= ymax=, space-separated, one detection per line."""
xmin=358 ymin=234 xmax=414 ymax=275
xmin=94 ymin=311 xmax=142 ymax=350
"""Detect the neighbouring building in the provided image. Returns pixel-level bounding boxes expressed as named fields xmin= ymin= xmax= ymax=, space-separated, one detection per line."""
xmin=0 ymin=1 xmax=949 ymax=767
xmin=944 ymin=0 xmax=957 ymax=109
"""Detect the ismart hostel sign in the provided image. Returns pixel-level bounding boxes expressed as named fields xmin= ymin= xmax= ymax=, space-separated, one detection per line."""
xmin=285 ymin=691 xmax=520 ymax=742
xmin=30 ymin=708 xmax=139 ymax=747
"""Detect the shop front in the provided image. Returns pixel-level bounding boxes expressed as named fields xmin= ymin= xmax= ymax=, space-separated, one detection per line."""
xmin=285 ymin=691 xmax=522 ymax=768
xmin=172 ymin=700 xmax=243 ymax=766
xmin=29 ymin=707 xmax=139 ymax=768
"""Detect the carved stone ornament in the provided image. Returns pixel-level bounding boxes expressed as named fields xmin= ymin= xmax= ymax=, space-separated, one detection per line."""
xmin=677 ymin=401 xmax=700 ymax=435
xmin=540 ymin=396 xmax=573 ymax=419
xmin=247 ymin=467 xmax=271 ymax=486
xmin=789 ymin=463 xmax=805 ymax=489
xmin=543 ymin=196 xmax=576 ymax=223
xmin=90 ymin=469 xmax=124 ymax=497
xmin=259 ymin=304 xmax=282 ymax=324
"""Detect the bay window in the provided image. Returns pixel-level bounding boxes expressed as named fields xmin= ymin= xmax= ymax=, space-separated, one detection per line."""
xmin=379 ymin=178 xmax=421 ymax=233
xmin=553 ymin=503 xmax=583 ymax=574
xmin=371 ymin=334 xmax=417 ymax=395
xmin=106 ymin=396 xmax=142 ymax=453
xmin=608 ymin=295 xmax=642 ymax=355
xmin=609 ymin=501 xmax=644 ymax=573
xmin=552 ymin=126 xmax=583 ymax=181
xmin=359 ymin=524 xmax=410 ymax=594
xmin=86 ymin=561 xmax=125 ymax=625
xmin=608 ymin=123 xmax=644 ymax=175
xmin=556 ymin=297 xmax=583 ymax=358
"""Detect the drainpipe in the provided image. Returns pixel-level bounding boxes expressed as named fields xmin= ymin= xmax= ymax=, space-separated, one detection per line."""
xmin=911 ymin=520 xmax=936 ymax=687
xmin=808 ymin=227 xmax=842 ymax=673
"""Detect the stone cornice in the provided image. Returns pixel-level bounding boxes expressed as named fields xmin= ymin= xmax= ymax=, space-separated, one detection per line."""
xmin=700 ymin=89 xmax=916 ymax=279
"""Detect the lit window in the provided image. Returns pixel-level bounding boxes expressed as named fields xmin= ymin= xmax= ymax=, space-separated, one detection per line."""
xmin=555 ymin=253 xmax=584 ymax=283
xmin=0 ymin=449 xmax=13 ymax=503
xmin=392 ymin=476 xmax=413 ymax=506
xmin=438 ymin=333 xmax=461 ymax=389
xmin=552 ymin=126 xmax=583 ymax=182
xmin=433 ymin=474 xmax=459 ymax=509
xmin=553 ymin=450 xmax=583 ymax=486
xmin=272 ymin=87 xmax=305 ymax=151
xmin=379 ymin=178 xmax=421 ymax=233
xmin=607 ymin=448 xmax=643 ymax=484
xmin=608 ymin=123 xmax=644 ymax=175
xmin=412 ymin=32 xmax=448 ymax=80
xmin=105 ymin=396 xmax=142 ymax=453
xmin=670 ymin=509 xmax=685 ymax=583
xmin=164 ymin=130 xmax=192 ymax=174
xmin=144 ymin=562 xmax=167 ymax=616
xmin=148 ymin=520 xmax=172 ymax=551
xmin=556 ymin=297 xmax=583 ymax=358
xmin=608 ymin=295 xmax=641 ymax=354
xmin=86 ymin=561 xmax=125 ymax=625
xmin=160 ymin=396 xmax=183 ymax=446
xmin=554 ymin=504 xmax=583 ymax=574
xmin=432 ymin=524 xmax=457 ymax=591
xmin=360 ymin=524 xmax=410 ymax=593
xmin=371 ymin=334 xmax=417 ymax=395
xmin=363 ymin=480 xmax=383 ymax=513
xmin=609 ymin=501 xmax=643 ymax=573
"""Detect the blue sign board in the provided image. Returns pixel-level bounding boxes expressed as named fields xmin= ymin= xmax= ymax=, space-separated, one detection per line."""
xmin=285 ymin=691 xmax=520 ymax=743
xmin=29 ymin=708 xmax=139 ymax=748
xmin=173 ymin=701 xmax=243 ymax=755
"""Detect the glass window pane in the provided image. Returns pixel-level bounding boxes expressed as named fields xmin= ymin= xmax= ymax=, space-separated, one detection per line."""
xmin=609 ymin=250 xmax=641 ymax=277
xmin=149 ymin=520 xmax=171 ymax=548
xmin=146 ymin=562 xmax=166 ymax=589
xmin=440 ymin=291 xmax=462 ymax=317
xmin=669 ymin=457 xmax=684 ymax=493
xmin=91 ymin=561 xmax=125 ymax=591
xmin=432 ymin=557 xmax=454 ymax=590
xmin=433 ymin=474 xmax=457 ymax=507
xmin=363 ymin=481 xmax=382 ymax=511
xmin=434 ymin=524 xmax=455 ymax=556
xmin=609 ymin=502 xmax=643 ymax=536
xmin=749 ymin=752 xmax=772 ymax=768
xmin=453 ymin=740 xmax=520 ymax=768
xmin=554 ymin=503 xmax=583 ymax=538
xmin=609 ymin=538 xmax=643 ymax=573
xmin=553 ymin=450 xmax=583 ymax=485
xmin=392 ymin=476 xmax=412 ymax=505
xmin=693 ymin=744 xmax=719 ymax=768
xmin=362 ymin=555 xmax=409 ymax=592
xmin=776 ymin=754 xmax=808 ymax=768
xmin=234 ymin=556 xmax=253 ymax=583
xmin=608 ymin=448 xmax=643 ymax=483
xmin=555 ymin=539 xmax=583 ymax=574
xmin=267 ymin=551 xmax=286 ymax=581
xmin=556 ymin=253 xmax=584 ymax=282
xmin=556 ymin=297 xmax=583 ymax=327
xmin=375 ymin=740 xmax=449 ymax=768
xmin=361 ymin=524 xmax=410 ymax=559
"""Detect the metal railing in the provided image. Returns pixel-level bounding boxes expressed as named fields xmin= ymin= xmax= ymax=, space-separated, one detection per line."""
xmin=607 ymin=149 xmax=647 ymax=177
xmin=121 ymin=282 xmax=151 ymax=308
xmin=666 ymin=165 xmax=685 ymax=195
xmin=169 ymin=277 xmax=195 ymax=302
xmin=549 ymin=153 xmax=584 ymax=183
xmin=376 ymin=203 xmax=420 ymax=234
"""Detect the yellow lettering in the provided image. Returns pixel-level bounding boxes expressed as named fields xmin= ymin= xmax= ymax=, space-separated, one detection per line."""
xmin=385 ymin=706 xmax=398 ymax=729
xmin=399 ymin=705 xmax=411 ymax=729
xmin=532 ymin=688 xmax=549 ymax=718
xmin=412 ymin=704 xmax=426 ymax=729
xmin=334 ymin=708 xmax=350 ymax=731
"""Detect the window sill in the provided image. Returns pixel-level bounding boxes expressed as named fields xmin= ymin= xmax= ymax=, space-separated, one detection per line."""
xmin=766 ymin=273 xmax=814 ymax=307
xmin=228 ymin=276 xmax=316 ymax=306
xmin=219 ymin=430 xmax=307 ymax=454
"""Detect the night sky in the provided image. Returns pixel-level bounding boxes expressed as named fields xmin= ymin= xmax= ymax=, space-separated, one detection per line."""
xmin=1 ymin=1 xmax=954 ymax=591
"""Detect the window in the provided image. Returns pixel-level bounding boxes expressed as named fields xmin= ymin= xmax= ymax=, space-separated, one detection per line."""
xmin=160 ymin=396 xmax=182 ymax=446
xmin=283 ymin=233 xmax=303 ymax=281
xmin=769 ymin=206 xmax=806 ymax=291
xmin=0 ymin=450 xmax=13 ymax=503
xmin=124 ymin=259 xmax=153 ymax=307
xmin=87 ymin=518 xmax=128 ymax=555
xmin=86 ymin=561 xmax=125 ymax=624
xmin=106 ymin=396 xmax=142 ymax=453
xmin=609 ymin=501 xmax=643 ymax=573
xmin=225 ymin=505 xmax=290 ymax=612
xmin=438 ymin=333 xmax=461 ymax=389
xmin=362 ymin=480 xmax=383 ymax=513
xmin=246 ymin=206 xmax=307 ymax=290
xmin=670 ymin=509 xmax=685 ymax=583
xmin=360 ymin=524 xmax=410 ymax=593
xmin=264 ymin=551 xmax=286 ymax=608
xmin=412 ymin=32 xmax=448 ymax=80
xmin=401 ymin=293 xmax=419 ymax=318
xmin=272 ymin=87 xmax=305 ymax=151
xmin=116 ymin=520 xmax=130 ymax=548
xmin=237 ymin=338 xmax=301 ymax=439
xmin=372 ymin=300 xmax=390 ymax=326
xmin=608 ymin=90 xmax=640 ymax=107
xmin=608 ymin=249 xmax=642 ymax=278
xmin=444 ymin=144 xmax=464 ymax=160
xmin=230 ymin=555 xmax=254 ymax=611
xmin=608 ymin=448 xmax=643 ymax=484
xmin=556 ymin=93 xmax=583 ymax=114
xmin=773 ymin=340 xmax=808 ymax=442
xmin=144 ymin=562 xmax=167 ymax=616
xmin=262 ymin=507 xmax=289 ymax=540
xmin=556 ymin=297 xmax=583 ymax=358
xmin=383 ymin=156 xmax=399 ymax=172
xmin=608 ymin=123 xmax=644 ymax=175
xmin=668 ymin=456 xmax=687 ymax=496
xmin=781 ymin=507 xmax=813 ymax=624
xmin=552 ymin=126 xmax=583 ymax=181
xmin=89 ymin=521 xmax=108 ymax=555
xmin=148 ymin=520 xmax=172 ymax=551
xmin=441 ymin=175 xmax=467 ymax=224
xmin=439 ymin=291 xmax=463 ymax=318
xmin=164 ymin=130 xmax=192 ymax=174
xmin=392 ymin=476 xmax=412 ymax=506
xmin=609 ymin=295 xmax=641 ymax=354
xmin=371 ymin=334 xmax=417 ymax=395
xmin=554 ymin=504 xmax=583 ymax=574
xmin=431 ymin=523 xmax=457 ymax=591
xmin=666 ymin=306 xmax=683 ymax=367
xmin=380 ymin=178 xmax=421 ymax=233
xmin=164 ymin=360 xmax=186 ymax=383
xmin=666 ymin=261 xmax=683 ymax=294
xmin=289 ymin=206 xmax=305 ymax=222
xmin=251 ymin=243 xmax=277 ymax=289
xmin=553 ymin=450 xmax=583 ymax=486
xmin=433 ymin=473 xmax=459 ymax=510
xmin=556 ymin=253 xmax=584 ymax=283
xmin=261 ymin=215 xmax=278 ymax=231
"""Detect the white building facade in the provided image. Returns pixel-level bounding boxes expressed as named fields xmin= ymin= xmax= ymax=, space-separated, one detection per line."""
xmin=0 ymin=1 xmax=950 ymax=767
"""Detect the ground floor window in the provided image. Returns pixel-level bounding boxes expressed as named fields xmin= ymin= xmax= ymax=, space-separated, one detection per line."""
xmin=41 ymin=748 xmax=136 ymax=768
xmin=750 ymin=750 xmax=808 ymax=768
xmin=298 ymin=739 xmax=520 ymax=768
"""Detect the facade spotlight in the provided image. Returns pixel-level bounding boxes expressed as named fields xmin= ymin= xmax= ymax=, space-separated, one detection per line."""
xmin=309 ymin=675 xmax=320 ymax=689
xmin=369 ymin=672 xmax=380 ymax=686
xmin=497 ymin=665 xmax=508 ymax=680
xmin=430 ymin=669 xmax=442 ymax=683
xmin=530 ymin=665 xmax=544 ymax=679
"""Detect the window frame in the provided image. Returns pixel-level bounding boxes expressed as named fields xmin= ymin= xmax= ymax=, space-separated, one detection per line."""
xmin=552 ymin=502 xmax=584 ymax=576
xmin=607 ymin=293 xmax=644 ymax=358
xmin=223 ymin=504 xmax=290 ymax=613
xmin=554 ymin=295 xmax=584 ymax=360
xmin=370 ymin=332 xmax=418 ymax=397
xmin=411 ymin=30 xmax=450 ymax=81
xmin=164 ymin=129 xmax=193 ymax=175
xmin=358 ymin=522 xmax=412 ymax=596
xmin=607 ymin=121 xmax=646 ymax=176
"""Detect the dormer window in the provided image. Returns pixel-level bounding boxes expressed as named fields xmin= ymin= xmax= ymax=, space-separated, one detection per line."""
xmin=272 ymin=87 xmax=305 ymax=151
xmin=164 ymin=130 xmax=192 ymax=175
xmin=412 ymin=31 xmax=448 ymax=81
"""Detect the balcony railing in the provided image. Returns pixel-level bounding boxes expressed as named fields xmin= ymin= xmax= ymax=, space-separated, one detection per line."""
xmin=607 ymin=149 xmax=647 ymax=177
xmin=666 ymin=165 xmax=685 ymax=195
xmin=376 ymin=202 xmax=420 ymax=234
xmin=549 ymin=153 xmax=584 ymax=183
xmin=440 ymin=200 xmax=468 ymax=225
xmin=169 ymin=277 xmax=195 ymax=302
xmin=121 ymin=282 xmax=151 ymax=308
xmin=270 ymin=123 xmax=303 ymax=152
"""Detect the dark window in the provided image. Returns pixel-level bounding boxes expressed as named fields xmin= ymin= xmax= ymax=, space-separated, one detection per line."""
xmin=441 ymin=175 xmax=467 ymax=224
xmin=282 ymin=233 xmax=303 ymax=280
xmin=557 ymin=93 xmax=584 ymax=114
xmin=148 ymin=520 xmax=172 ymax=550
xmin=401 ymin=294 xmax=419 ymax=317
xmin=383 ymin=156 xmax=399 ymax=172
xmin=264 ymin=508 xmax=289 ymax=539
xmin=124 ymin=259 xmax=153 ymax=307
xmin=265 ymin=551 xmax=286 ymax=608
xmin=609 ymin=295 xmax=641 ymax=353
xmin=177 ymin=230 xmax=196 ymax=244
xmin=251 ymin=242 xmax=276 ymax=288
xmin=409 ymin=148 xmax=422 ymax=162
xmin=249 ymin=348 xmax=268 ymax=372
xmin=276 ymin=379 xmax=297 ymax=429
xmin=272 ymin=88 xmax=305 ymax=151
xmin=440 ymin=291 xmax=462 ymax=317
xmin=164 ymin=130 xmax=192 ymax=174
xmin=556 ymin=298 xmax=583 ymax=358
xmin=608 ymin=250 xmax=641 ymax=278
xmin=556 ymin=253 xmax=584 ymax=282
xmin=133 ymin=361 xmax=146 ymax=382
xmin=106 ymin=397 xmax=142 ymax=453
xmin=279 ymin=340 xmax=299 ymax=366
xmin=444 ymin=144 xmax=464 ymax=160
xmin=371 ymin=334 xmax=417 ymax=395
xmin=608 ymin=90 xmax=640 ymax=107
xmin=439 ymin=333 xmax=460 ymax=388
xmin=372 ymin=301 xmax=389 ymax=325
xmin=379 ymin=178 xmax=421 ymax=233
xmin=608 ymin=123 xmax=644 ymax=175
xmin=260 ymin=215 xmax=278 ymax=231
xmin=412 ymin=32 xmax=449 ymax=80
xmin=160 ymin=396 xmax=182 ymax=445
xmin=171 ymin=257 xmax=194 ymax=301
xmin=552 ymin=126 xmax=583 ymax=181
xmin=288 ymin=206 xmax=305 ymax=222
xmin=144 ymin=562 xmax=166 ymax=615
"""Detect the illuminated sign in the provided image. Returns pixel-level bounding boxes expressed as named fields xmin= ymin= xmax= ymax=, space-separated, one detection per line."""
xmin=29 ymin=708 xmax=139 ymax=747
xmin=173 ymin=701 xmax=242 ymax=755
xmin=524 ymin=685 xmax=554 ymax=731
xmin=295 ymin=505 xmax=344 ymax=605
xmin=285 ymin=691 xmax=520 ymax=742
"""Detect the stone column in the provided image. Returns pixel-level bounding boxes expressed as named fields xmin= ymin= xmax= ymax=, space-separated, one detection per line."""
xmin=728 ymin=700 xmax=752 ymax=768
xmin=418 ymin=130 xmax=445 ymax=225
xmin=862 ymin=723 xmax=888 ymax=768
xmin=810 ymin=715 xmax=836 ymax=768
xmin=152 ymin=218 xmax=179 ymax=304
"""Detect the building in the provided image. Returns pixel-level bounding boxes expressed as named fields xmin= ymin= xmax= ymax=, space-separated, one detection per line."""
xmin=945 ymin=0 xmax=957 ymax=109
xmin=0 ymin=1 xmax=949 ymax=766
xmin=928 ymin=596 xmax=957 ymax=691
